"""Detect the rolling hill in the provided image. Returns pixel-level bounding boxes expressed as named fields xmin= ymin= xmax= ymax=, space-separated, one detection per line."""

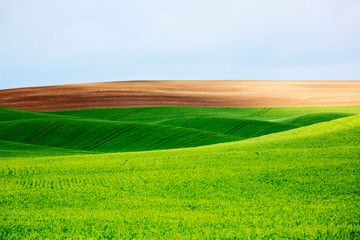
xmin=0 ymin=108 xmax=359 ymax=239
xmin=1 ymin=105 xmax=359 ymax=153
xmin=0 ymin=82 xmax=359 ymax=240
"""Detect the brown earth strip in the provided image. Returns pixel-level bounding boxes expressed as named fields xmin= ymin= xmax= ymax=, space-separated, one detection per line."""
xmin=0 ymin=80 xmax=359 ymax=111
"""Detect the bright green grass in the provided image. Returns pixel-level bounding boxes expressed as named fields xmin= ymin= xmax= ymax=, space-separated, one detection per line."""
xmin=0 ymin=106 xmax=359 ymax=239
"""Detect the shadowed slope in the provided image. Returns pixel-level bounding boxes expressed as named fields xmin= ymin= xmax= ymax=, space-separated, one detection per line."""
xmin=155 ymin=117 xmax=296 ymax=138
xmin=0 ymin=106 xmax=358 ymax=153
xmin=49 ymin=105 xmax=360 ymax=123
xmin=0 ymin=118 xmax=241 ymax=153
xmin=0 ymin=140 xmax=92 ymax=158
xmin=47 ymin=106 xmax=360 ymax=139
xmin=276 ymin=112 xmax=355 ymax=127
xmin=214 ymin=115 xmax=360 ymax=150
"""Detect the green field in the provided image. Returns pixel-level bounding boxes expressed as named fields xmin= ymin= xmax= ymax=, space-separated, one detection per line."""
xmin=0 ymin=106 xmax=359 ymax=239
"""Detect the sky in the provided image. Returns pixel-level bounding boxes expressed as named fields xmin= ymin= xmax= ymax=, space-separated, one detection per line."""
xmin=1 ymin=0 xmax=359 ymax=89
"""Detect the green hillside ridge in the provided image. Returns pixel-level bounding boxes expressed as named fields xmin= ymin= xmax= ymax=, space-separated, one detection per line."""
xmin=153 ymin=117 xmax=296 ymax=138
xmin=0 ymin=139 xmax=93 ymax=158
xmin=206 ymin=114 xmax=360 ymax=150
xmin=48 ymin=105 xmax=360 ymax=122
xmin=0 ymin=113 xmax=359 ymax=239
xmin=276 ymin=112 xmax=355 ymax=127
xmin=47 ymin=105 xmax=360 ymax=140
xmin=0 ymin=118 xmax=241 ymax=153
xmin=0 ymin=107 xmax=77 ymax=122
xmin=1 ymin=106 xmax=359 ymax=154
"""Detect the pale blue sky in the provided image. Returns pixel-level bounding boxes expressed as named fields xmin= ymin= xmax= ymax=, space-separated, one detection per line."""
xmin=1 ymin=0 xmax=359 ymax=89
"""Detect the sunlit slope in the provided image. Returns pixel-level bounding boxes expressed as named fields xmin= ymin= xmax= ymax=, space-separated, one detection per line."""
xmin=0 ymin=118 xmax=241 ymax=153
xmin=1 ymin=115 xmax=359 ymax=238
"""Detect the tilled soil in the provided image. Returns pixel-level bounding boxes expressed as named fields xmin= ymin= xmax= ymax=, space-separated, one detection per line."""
xmin=0 ymin=80 xmax=359 ymax=111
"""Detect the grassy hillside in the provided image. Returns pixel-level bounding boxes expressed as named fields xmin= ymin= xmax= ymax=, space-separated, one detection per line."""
xmin=0 ymin=114 xmax=359 ymax=239
xmin=153 ymin=117 xmax=297 ymax=137
xmin=0 ymin=140 xmax=92 ymax=158
xmin=0 ymin=107 xmax=75 ymax=122
xmin=0 ymin=106 xmax=359 ymax=239
xmin=49 ymin=105 xmax=360 ymax=122
xmin=276 ymin=112 xmax=355 ymax=127
xmin=1 ymin=105 xmax=359 ymax=153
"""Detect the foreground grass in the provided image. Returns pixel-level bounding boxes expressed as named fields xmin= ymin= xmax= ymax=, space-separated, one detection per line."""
xmin=0 ymin=113 xmax=359 ymax=239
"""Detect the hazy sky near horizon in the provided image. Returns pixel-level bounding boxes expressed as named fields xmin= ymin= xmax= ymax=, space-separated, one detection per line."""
xmin=1 ymin=0 xmax=359 ymax=89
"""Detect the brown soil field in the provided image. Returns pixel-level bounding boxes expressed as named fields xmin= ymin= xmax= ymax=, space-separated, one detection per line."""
xmin=0 ymin=80 xmax=359 ymax=111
